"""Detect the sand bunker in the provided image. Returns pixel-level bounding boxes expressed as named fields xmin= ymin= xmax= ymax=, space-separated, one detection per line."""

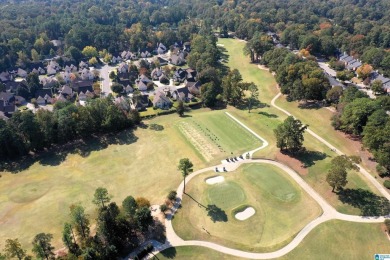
xmin=235 ymin=207 xmax=255 ymax=220
xmin=206 ymin=176 xmax=225 ymax=185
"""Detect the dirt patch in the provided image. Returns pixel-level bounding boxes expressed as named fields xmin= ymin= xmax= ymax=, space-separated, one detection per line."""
xmin=257 ymin=64 xmax=269 ymax=71
xmin=275 ymin=151 xmax=309 ymax=176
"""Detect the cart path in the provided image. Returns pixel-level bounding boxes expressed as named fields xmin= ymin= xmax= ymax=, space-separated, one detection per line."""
xmin=128 ymin=111 xmax=389 ymax=260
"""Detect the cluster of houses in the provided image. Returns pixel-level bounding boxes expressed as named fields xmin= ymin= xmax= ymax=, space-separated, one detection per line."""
xmin=0 ymin=59 xmax=98 ymax=119
xmin=339 ymin=52 xmax=390 ymax=93
xmin=110 ymin=41 xmax=190 ymax=67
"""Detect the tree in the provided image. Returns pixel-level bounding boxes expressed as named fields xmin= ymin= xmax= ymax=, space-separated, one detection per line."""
xmin=111 ymin=82 xmax=124 ymax=94
xmin=177 ymin=100 xmax=185 ymax=117
xmin=178 ymin=158 xmax=193 ymax=193
xmin=356 ymin=64 xmax=373 ymax=79
xmin=62 ymin=223 xmax=78 ymax=255
xmin=385 ymin=219 xmax=390 ymax=234
xmin=135 ymin=197 xmax=150 ymax=208
xmin=69 ymin=204 xmax=90 ymax=240
xmin=326 ymin=86 xmax=343 ymax=104
xmin=274 ymin=116 xmax=307 ymax=153
xmin=371 ymin=80 xmax=384 ymax=95
xmin=82 ymin=46 xmax=98 ymax=58
xmin=247 ymin=83 xmax=259 ymax=113
xmin=4 ymin=239 xmax=26 ymax=260
xmin=326 ymin=165 xmax=348 ymax=192
xmin=134 ymin=206 xmax=153 ymax=232
xmin=92 ymin=187 xmax=111 ymax=208
xmin=122 ymin=196 xmax=137 ymax=216
xmin=88 ymin=57 xmax=98 ymax=67
xmin=31 ymin=49 xmax=40 ymax=62
xmin=32 ymin=233 xmax=54 ymax=260
xmin=222 ymin=69 xmax=245 ymax=106
xmin=66 ymin=46 xmax=83 ymax=62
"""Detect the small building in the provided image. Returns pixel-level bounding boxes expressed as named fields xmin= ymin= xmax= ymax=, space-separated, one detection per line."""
xmin=35 ymin=89 xmax=54 ymax=105
xmin=186 ymin=81 xmax=201 ymax=95
xmin=153 ymin=91 xmax=172 ymax=109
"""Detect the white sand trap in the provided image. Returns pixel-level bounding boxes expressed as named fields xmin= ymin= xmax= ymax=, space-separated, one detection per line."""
xmin=206 ymin=176 xmax=225 ymax=185
xmin=235 ymin=207 xmax=255 ymax=220
xmin=217 ymin=43 xmax=225 ymax=46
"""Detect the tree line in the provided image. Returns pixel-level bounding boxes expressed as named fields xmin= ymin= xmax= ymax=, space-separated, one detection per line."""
xmin=0 ymin=187 xmax=162 ymax=259
xmin=0 ymin=98 xmax=140 ymax=161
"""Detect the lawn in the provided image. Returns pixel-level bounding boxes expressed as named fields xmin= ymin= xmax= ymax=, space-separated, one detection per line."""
xmin=0 ymin=114 xmax=207 ymax=250
xmin=218 ymin=38 xmax=380 ymax=176
xmin=172 ymin=163 xmax=321 ymax=252
xmin=218 ymin=38 xmax=385 ymax=215
xmin=157 ymin=221 xmax=390 ymax=259
xmin=175 ymin=110 xmax=262 ymax=162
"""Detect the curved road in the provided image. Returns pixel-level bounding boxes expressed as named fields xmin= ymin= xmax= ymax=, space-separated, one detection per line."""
xmin=133 ymin=98 xmax=389 ymax=259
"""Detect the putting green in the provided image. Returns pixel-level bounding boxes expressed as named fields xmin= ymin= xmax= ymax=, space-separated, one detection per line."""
xmin=173 ymin=163 xmax=321 ymax=252
xmin=207 ymin=182 xmax=246 ymax=209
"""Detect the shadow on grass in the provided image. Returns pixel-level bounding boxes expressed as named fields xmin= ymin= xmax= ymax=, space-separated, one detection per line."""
xmin=236 ymin=99 xmax=270 ymax=111
xmin=338 ymin=188 xmax=390 ymax=216
xmin=148 ymin=123 xmax=164 ymax=131
xmin=185 ymin=193 xmax=208 ymax=209
xmin=297 ymin=101 xmax=324 ymax=110
xmin=207 ymin=204 xmax=228 ymax=222
xmin=258 ymin=111 xmax=278 ymax=118
xmin=1 ymin=130 xmax=138 ymax=173
xmin=283 ymin=149 xmax=328 ymax=168
xmin=158 ymin=247 xmax=177 ymax=259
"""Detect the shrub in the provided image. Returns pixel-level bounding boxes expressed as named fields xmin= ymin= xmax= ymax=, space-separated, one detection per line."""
xmin=384 ymin=180 xmax=390 ymax=189
xmin=160 ymin=204 xmax=168 ymax=212
xmin=136 ymin=197 xmax=151 ymax=208
xmin=167 ymin=190 xmax=177 ymax=201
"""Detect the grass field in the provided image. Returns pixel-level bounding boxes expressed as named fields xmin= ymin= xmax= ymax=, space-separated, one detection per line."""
xmin=175 ymin=110 xmax=262 ymax=161
xmin=218 ymin=39 xmax=384 ymax=215
xmin=157 ymin=221 xmax=390 ymax=259
xmin=0 ymin=114 xmax=208 ymax=250
xmin=172 ymin=163 xmax=321 ymax=252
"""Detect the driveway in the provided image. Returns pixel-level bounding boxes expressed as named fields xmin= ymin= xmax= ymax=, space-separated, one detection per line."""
xmin=98 ymin=64 xmax=116 ymax=96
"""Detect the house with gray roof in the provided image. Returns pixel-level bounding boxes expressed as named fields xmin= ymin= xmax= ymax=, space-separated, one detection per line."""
xmin=153 ymin=91 xmax=172 ymax=109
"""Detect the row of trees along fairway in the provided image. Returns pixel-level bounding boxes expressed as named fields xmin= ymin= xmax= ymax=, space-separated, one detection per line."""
xmin=0 ymin=187 xmax=162 ymax=259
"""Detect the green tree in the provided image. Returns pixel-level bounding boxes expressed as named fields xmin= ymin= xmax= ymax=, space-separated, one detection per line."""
xmin=111 ymin=82 xmax=124 ymax=94
xmin=31 ymin=49 xmax=40 ymax=62
xmin=274 ymin=116 xmax=307 ymax=153
xmin=62 ymin=223 xmax=78 ymax=255
xmin=31 ymin=233 xmax=54 ymax=260
xmin=326 ymin=165 xmax=348 ymax=192
xmin=177 ymin=100 xmax=185 ymax=117
xmin=247 ymin=82 xmax=259 ymax=113
xmin=4 ymin=239 xmax=26 ymax=260
xmin=178 ymin=158 xmax=193 ymax=193
xmin=371 ymin=80 xmax=384 ymax=95
xmin=69 ymin=204 xmax=90 ymax=240
xmin=82 ymin=46 xmax=98 ymax=58
xmin=92 ymin=187 xmax=111 ymax=208
xmin=66 ymin=46 xmax=83 ymax=62
xmin=88 ymin=57 xmax=98 ymax=66
xmin=134 ymin=206 xmax=153 ymax=232
xmin=122 ymin=196 xmax=137 ymax=216
xmin=222 ymin=69 xmax=244 ymax=106
xmin=326 ymin=86 xmax=343 ymax=104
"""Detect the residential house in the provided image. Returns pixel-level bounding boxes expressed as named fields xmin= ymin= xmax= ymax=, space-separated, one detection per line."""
xmin=153 ymin=91 xmax=172 ymax=109
xmin=35 ymin=89 xmax=53 ymax=105
xmin=132 ymin=94 xmax=151 ymax=111
xmin=151 ymin=68 xmax=164 ymax=80
xmin=371 ymin=72 xmax=390 ymax=93
xmin=79 ymin=61 xmax=89 ymax=69
xmin=156 ymin=57 xmax=168 ymax=66
xmin=40 ymin=77 xmax=58 ymax=88
xmin=118 ymin=62 xmax=129 ymax=73
xmin=183 ymin=42 xmax=191 ymax=52
xmin=60 ymin=85 xmax=73 ymax=98
xmin=115 ymin=96 xmax=131 ymax=111
xmin=80 ymin=68 xmax=94 ymax=80
xmin=136 ymin=80 xmax=148 ymax=91
xmin=138 ymin=74 xmax=152 ymax=84
xmin=159 ymin=74 xmax=169 ymax=84
xmin=50 ymin=40 xmax=62 ymax=47
xmin=186 ymin=68 xmax=197 ymax=81
xmin=56 ymin=93 xmax=67 ymax=102
xmin=111 ymin=56 xmax=122 ymax=64
xmin=17 ymin=68 xmax=28 ymax=78
xmin=339 ymin=53 xmax=362 ymax=71
xmin=157 ymin=43 xmax=167 ymax=55
xmin=173 ymin=68 xmax=187 ymax=82
xmin=0 ymin=92 xmax=16 ymax=116
xmin=173 ymin=87 xmax=193 ymax=102
xmin=32 ymin=67 xmax=46 ymax=75
xmin=15 ymin=96 xmax=26 ymax=105
xmin=5 ymin=80 xmax=28 ymax=93
xmin=71 ymin=80 xmax=93 ymax=93
xmin=170 ymin=53 xmax=185 ymax=66
xmin=140 ymin=51 xmax=151 ymax=58
xmin=119 ymin=79 xmax=134 ymax=94
xmin=0 ymin=71 xmax=11 ymax=82
xmin=186 ymin=81 xmax=201 ymax=95
xmin=47 ymin=60 xmax=61 ymax=75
